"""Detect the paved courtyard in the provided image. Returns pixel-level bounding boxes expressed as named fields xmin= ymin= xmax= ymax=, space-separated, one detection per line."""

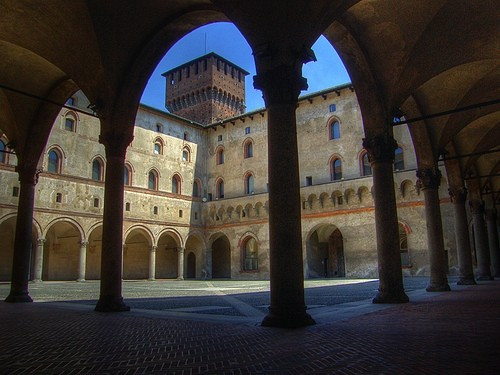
xmin=1 ymin=277 xmax=499 ymax=374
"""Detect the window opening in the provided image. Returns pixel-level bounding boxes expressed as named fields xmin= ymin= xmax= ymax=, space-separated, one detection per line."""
xmin=394 ymin=147 xmax=405 ymax=171
xmin=92 ymin=159 xmax=103 ymax=181
xmin=245 ymin=126 xmax=251 ymax=134
xmin=65 ymin=117 xmax=75 ymax=131
xmin=148 ymin=170 xmax=158 ymax=190
xmin=362 ymin=152 xmax=372 ymax=176
xmin=153 ymin=206 xmax=158 ymax=215
xmin=125 ymin=202 xmax=131 ymax=211
xmin=12 ymin=186 xmax=19 ymax=197
xmin=56 ymin=193 xmax=62 ymax=203
xmin=331 ymin=159 xmax=342 ymax=180
xmin=93 ymin=198 xmax=99 ymax=208
xmin=306 ymin=176 xmax=312 ymax=186
xmin=329 ymin=104 xmax=336 ymax=112
xmin=330 ymin=120 xmax=340 ymax=140
xmin=243 ymin=237 xmax=258 ymax=271
xmin=48 ymin=149 xmax=60 ymax=173
xmin=246 ymin=174 xmax=254 ymax=194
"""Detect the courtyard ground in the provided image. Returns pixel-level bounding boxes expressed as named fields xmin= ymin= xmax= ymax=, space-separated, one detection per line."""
xmin=0 ymin=277 xmax=498 ymax=374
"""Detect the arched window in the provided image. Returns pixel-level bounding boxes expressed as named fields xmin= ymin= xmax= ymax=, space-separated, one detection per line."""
xmin=216 ymin=147 xmax=224 ymax=165
xmin=154 ymin=139 xmax=163 ymax=155
xmin=361 ymin=151 xmax=372 ymax=176
xmin=148 ymin=170 xmax=158 ymax=190
xmin=0 ymin=140 xmax=6 ymax=164
xmin=329 ymin=120 xmax=340 ymax=140
xmin=172 ymin=174 xmax=181 ymax=194
xmin=182 ymin=146 xmax=190 ymax=162
xmin=92 ymin=158 xmax=104 ymax=181
xmin=242 ymin=237 xmax=258 ymax=271
xmin=64 ymin=116 xmax=75 ymax=132
xmin=47 ymin=148 xmax=62 ymax=173
xmin=331 ymin=158 xmax=342 ymax=181
xmin=193 ymin=179 xmax=201 ymax=197
xmin=394 ymin=147 xmax=405 ymax=171
xmin=124 ymin=164 xmax=132 ymax=186
xmin=244 ymin=140 xmax=253 ymax=158
xmin=399 ymin=223 xmax=410 ymax=266
xmin=245 ymin=173 xmax=254 ymax=194
xmin=216 ymin=178 xmax=224 ymax=199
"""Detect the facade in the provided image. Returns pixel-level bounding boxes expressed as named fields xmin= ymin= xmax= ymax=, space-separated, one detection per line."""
xmin=0 ymin=60 xmax=458 ymax=283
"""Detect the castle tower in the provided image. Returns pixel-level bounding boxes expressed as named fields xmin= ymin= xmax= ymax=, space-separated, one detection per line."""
xmin=162 ymin=52 xmax=249 ymax=125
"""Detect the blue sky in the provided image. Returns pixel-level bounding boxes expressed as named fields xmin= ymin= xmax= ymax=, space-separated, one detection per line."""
xmin=141 ymin=22 xmax=351 ymax=112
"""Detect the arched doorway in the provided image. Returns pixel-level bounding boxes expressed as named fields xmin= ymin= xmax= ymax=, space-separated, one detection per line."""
xmin=187 ymin=252 xmax=196 ymax=279
xmin=212 ymin=235 xmax=231 ymax=278
xmin=156 ymin=232 xmax=178 ymax=279
xmin=43 ymin=221 xmax=81 ymax=280
xmin=307 ymin=225 xmax=345 ymax=278
xmin=86 ymin=225 xmax=102 ymax=280
xmin=123 ymin=229 xmax=151 ymax=280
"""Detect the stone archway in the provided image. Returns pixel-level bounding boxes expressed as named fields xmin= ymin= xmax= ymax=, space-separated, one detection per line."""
xmin=307 ymin=225 xmax=345 ymax=278
xmin=43 ymin=221 xmax=81 ymax=281
xmin=123 ymin=229 xmax=151 ymax=280
xmin=156 ymin=232 xmax=178 ymax=279
xmin=86 ymin=225 xmax=102 ymax=280
xmin=212 ymin=235 xmax=231 ymax=279
xmin=185 ymin=234 xmax=204 ymax=279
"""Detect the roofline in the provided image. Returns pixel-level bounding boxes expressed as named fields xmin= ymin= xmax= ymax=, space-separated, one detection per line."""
xmin=138 ymin=104 xmax=205 ymax=128
xmin=161 ymin=52 xmax=250 ymax=77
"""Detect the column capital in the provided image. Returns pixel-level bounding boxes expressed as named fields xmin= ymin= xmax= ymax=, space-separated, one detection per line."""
xmin=449 ymin=187 xmax=467 ymax=203
xmin=469 ymin=199 xmax=485 ymax=215
xmin=36 ymin=238 xmax=46 ymax=246
xmin=15 ymin=163 xmax=42 ymax=184
xmin=362 ymin=133 xmax=398 ymax=163
xmin=79 ymin=240 xmax=89 ymax=247
xmin=99 ymin=130 xmax=133 ymax=157
xmin=416 ymin=168 xmax=442 ymax=190
xmin=253 ymin=65 xmax=307 ymax=106
xmin=485 ymin=208 xmax=497 ymax=221
xmin=151 ymin=245 xmax=157 ymax=252
xmin=178 ymin=246 xmax=185 ymax=253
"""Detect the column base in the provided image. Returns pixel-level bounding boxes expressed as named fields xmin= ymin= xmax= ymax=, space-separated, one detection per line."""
xmin=261 ymin=307 xmax=315 ymax=328
xmin=176 ymin=277 xmax=184 ymax=281
xmin=457 ymin=277 xmax=476 ymax=285
xmin=5 ymin=291 xmax=33 ymax=303
xmin=372 ymin=290 xmax=409 ymax=304
xmin=148 ymin=277 xmax=155 ymax=281
xmin=477 ymin=275 xmax=494 ymax=281
xmin=31 ymin=279 xmax=42 ymax=283
xmin=426 ymin=283 xmax=451 ymax=292
xmin=77 ymin=278 xmax=85 ymax=282
xmin=95 ymin=296 xmax=130 ymax=312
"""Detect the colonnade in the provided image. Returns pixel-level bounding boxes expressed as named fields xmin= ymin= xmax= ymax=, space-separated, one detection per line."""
xmin=4 ymin=58 xmax=499 ymax=330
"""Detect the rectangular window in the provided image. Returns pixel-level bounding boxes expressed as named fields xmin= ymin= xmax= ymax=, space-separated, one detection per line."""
xmin=178 ymin=70 xmax=182 ymax=81
xmin=238 ymin=71 xmax=241 ymax=82
xmin=194 ymin=212 xmax=198 ymax=220
xmin=306 ymin=176 xmax=312 ymax=186
xmin=56 ymin=193 xmax=62 ymax=203
xmin=153 ymin=206 xmax=158 ymax=215
xmin=204 ymin=59 xmax=208 ymax=71
xmin=93 ymin=198 xmax=99 ymax=208
xmin=170 ymin=74 xmax=174 ymax=85
xmin=218 ymin=134 xmax=223 ymax=141
xmin=66 ymin=97 xmax=75 ymax=106
xmin=245 ymin=127 xmax=251 ymax=134
xmin=125 ymin=202 xmax=130 ymax=211
xmin=186 ymin=66 xmax=190 ymax=78
xmin=195 ymin=63 xmax=199 ymax=75
xmin=12 ymin=186 xmax=19 ymax=197
xmin=208 ymin=193 xmax=213 ymax=201
xmin=179 ymin=209 xmax=183 ymax=218
xmin=216 ymin=60 xmax=220 ymax=71
xmin=329 ymin=104 xmax=336 ymax=112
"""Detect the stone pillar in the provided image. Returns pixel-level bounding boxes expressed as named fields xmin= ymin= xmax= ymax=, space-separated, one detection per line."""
xmin=95 ymin=131 xmax=132 ymax=312
xmin=363 ymin=133 xmax=409 ymax=303
xmin=148 ymin=245 xmax=157 ymax=281
xmin=470 ymin=200 xmax=492 ymax=280
xmin=254 ymin=64 xmax=315 ymax=328
xmin=177 ymin=247 xmax=185 ymax=280
xmin=77 ymin=241 xmax=88 ymax=282
xmin=417 ymin=168 xmax=450 ymax=292
xmin=32 ymin=238 xmax=45 ymax=283
xmin=449 ymin=188 xmax=475 ymax=285
xmin=486 ymin=209 xmax=500 ymax=277
xmin=5 ymin=163 xmax=39 ymax=302
xmin=204 ymin=247 xmax=212 ymax=280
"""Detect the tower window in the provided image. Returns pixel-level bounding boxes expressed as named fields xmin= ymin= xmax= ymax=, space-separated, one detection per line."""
xmin=218 ymin=135 xmax=223 ymax=142
xmin=244 ymin=140 xmax=253 ymax=158
xmin=245 ymin=127 xmax=251 ymax=134
xmin=329 ymin=104 xmax=336 ymax=112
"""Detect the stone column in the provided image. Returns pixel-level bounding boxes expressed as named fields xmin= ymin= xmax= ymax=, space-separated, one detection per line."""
xmin=470 ymin=200 xmax=492 ymax=280
xmin=177 ymin=247 xmax=185 ymax=280
xmin=254 ymin=64 xmax=315 ymax=328
xmin=77 ymin=241 xmax=88 ymax=282
xmin=204 ymin=247 xmax=212 ymax=280
xmin=486 ymin=209 xmax=500 ymax=277
xmin=363 ymin=133 xmax=409 ymax=303
xmin=5 ymin=163 xmax=39 ymax=302
xmin=148 ymin=245 xmax=157 ymax=281
xmin=32 ymin=238 xmax=45 ymax=283
xmin=416 ymin=168 xmax=451 ymax=292
xmin=95 ymin=131 xmax=132 ymax=312
xmin=449 ymin=188 xmax=475 ymax=285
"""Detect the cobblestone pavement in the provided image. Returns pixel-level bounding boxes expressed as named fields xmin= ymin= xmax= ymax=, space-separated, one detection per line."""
xmin=1 ymin=278 xmax=498 ymax=374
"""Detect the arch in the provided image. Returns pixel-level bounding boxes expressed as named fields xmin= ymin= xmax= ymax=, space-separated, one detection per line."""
xmin=193 ymin=178 xmax=202 ymax=197
xmin=148 ymin=168 xmax=159 ymax=190
xmin=398 ymin=222 xmax=411 ymax=267
xmin=328 ymin=117 xmax=340 ymax=140
xmin=185 ymin=232 xmax=206 ymax=279
xmin=182 ymin=145 xmax=191 ymax=162
xmin=171 ymin=173 xmax=182 ymax=194
xmin=91 ymin=156 xmax=105 ymax=181
xmin=243 ymin=138 xmax=254 ymax=158
xmin=216 ymin=145 xmax=225 ymax=165
xmin=43 ymin=219 xmax=83 ymax=281
xmin=244 ymin=170 xmax=254 ymax=194
xmin=359 ymin=149 xmax=372 ymax=176
xmin=401 ymin=179 xmax=417 ymax=199
xmin=153 ymin=137 xmax=164 ymax=155
xmin=329 ymin=155 xmax=343 ymax=181
xmin=240 ymin=234 xmax=259 ymax=272
xmin=216 ymin=177 xmax=224 ymax=199
xmin=306 ymin=224 xmax=345 ymax=278
xmin=123 ymin=226 xmax=153 ymax=280
xmin=357 ymin=186 xmax=371 ymax=203
xmin=156 ymin=230 xmax=180 ymax=279
xmin=211 ymin=234 xmax=231 ymax=279
xmin=86 ymin=224 xmax=102 ymax=280
xmin=156 ymin=227 xmax=183 ymax=248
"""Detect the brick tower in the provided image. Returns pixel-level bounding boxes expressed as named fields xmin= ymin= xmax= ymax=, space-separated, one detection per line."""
xmin=162 ymin=52 xmax=249 ymax=125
